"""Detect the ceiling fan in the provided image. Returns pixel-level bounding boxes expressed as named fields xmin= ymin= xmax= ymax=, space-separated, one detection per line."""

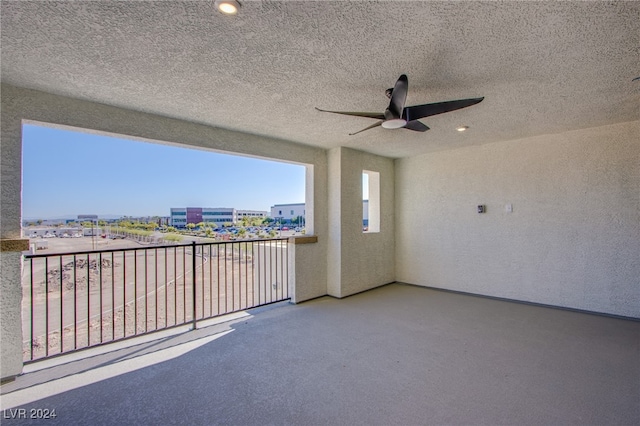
xmin=316 ymin=74 xmax=484 ymax=135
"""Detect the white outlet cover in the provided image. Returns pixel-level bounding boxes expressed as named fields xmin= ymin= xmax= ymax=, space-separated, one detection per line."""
xmin=505 ymin=204 xmax=513 ymax=213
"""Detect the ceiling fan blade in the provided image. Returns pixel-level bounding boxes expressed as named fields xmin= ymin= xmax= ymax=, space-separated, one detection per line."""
xmin=315 ymin=107 xmax=385 ymax=120
xmin=349 ymin=120 xmax=384 ymax=136
xmin=403 ymin=97 xmax=484 ymax=121
xmin=386 ymin=74 xmax=408 ymax=120
xmin=404 ymin=120 xmax=430 ymax=132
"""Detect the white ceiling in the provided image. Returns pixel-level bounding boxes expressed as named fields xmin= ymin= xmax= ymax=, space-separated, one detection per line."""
xmin=1 ymin=1 xmax=638 ymax=158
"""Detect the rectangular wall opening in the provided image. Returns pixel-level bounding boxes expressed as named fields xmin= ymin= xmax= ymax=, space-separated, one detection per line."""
xmin=20 ymin=120 xmax=312 ymax=361
xmin=363 ymin=170 xmax=380 ymax=233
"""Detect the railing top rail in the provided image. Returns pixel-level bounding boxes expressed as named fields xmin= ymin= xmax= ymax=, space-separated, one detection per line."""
xmin=23 ymin=237 xmax=290 ymax=259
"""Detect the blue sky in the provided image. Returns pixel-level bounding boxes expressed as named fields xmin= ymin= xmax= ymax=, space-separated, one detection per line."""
xmin=22 ymin=124 xmax=306 ymax=219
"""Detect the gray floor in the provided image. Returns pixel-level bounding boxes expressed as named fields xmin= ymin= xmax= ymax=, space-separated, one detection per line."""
xmin=2 ymin=283 xmax=639 ymax=425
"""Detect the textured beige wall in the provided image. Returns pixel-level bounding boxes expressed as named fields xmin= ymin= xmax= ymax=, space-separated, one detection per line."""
xmin=328 ymin=147 xmax=395 ymax=298
xmin=0 ymin=84 xmax=329 ymax=379
xmin=396 ymin=121 xmax=640 ymax=318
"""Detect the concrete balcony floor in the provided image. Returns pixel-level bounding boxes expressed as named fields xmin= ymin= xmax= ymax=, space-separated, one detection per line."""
xmin=1 ymin=283 xmax=639 ymax=425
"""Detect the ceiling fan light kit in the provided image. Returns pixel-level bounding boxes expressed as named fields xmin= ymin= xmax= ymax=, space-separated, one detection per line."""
xmin=381 ymin=119 xmax=407 ymax=129
xmin=316 ymin=74 xmax=483 ymax=135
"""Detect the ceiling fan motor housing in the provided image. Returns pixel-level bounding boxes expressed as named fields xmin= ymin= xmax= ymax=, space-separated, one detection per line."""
xmin=381 ymin=118 xmax=408 ymax=129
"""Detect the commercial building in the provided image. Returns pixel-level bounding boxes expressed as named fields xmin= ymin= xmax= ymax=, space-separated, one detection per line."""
xmin=269 ymin=202 xmax=368 ymax=226
xmin=270 ymin=203 xmax=305 ymax=223
xmin=171 ymin=207 xmax=233 ymax=228
xmin=170 ymin=207 xmax=267 ymax=228
xmin=237 ymin=210 xmax=268 ymax=221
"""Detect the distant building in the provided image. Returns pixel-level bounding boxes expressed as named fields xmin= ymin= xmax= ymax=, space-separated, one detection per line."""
xmin=171 ymin=207 xmax=233 ymax=228
xmin=170 ymin=207 xmax=267 ymax=228
xmin=123 ymin=216 xmax=169 ymax=226
xmin=270 ymin=203 xmax=305 ymax=224
xmin=237 ymin=210 xmax=268 ymax=221
xmin=42 ymin=219 xmax=68 ymax=226
xmin=23 ymin=227 xmax=82 ymax=238
xmin=157 ymin=216 xmax=171 ymax=227
xmin=270 ymin=202 xmax=368 ymax=226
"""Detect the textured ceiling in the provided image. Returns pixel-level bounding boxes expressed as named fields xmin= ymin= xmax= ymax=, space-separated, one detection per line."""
xmin=1 ymin=1 xmax=639 ymax=158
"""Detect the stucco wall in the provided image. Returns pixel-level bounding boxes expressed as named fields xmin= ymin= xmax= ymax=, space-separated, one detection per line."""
xmin=328 ymin=147 xmax=395 ymax=298
xmin=0 ymin=84 xmax=329 ymax=379
xmin=396 ymin=121 xmax=640 ymax=318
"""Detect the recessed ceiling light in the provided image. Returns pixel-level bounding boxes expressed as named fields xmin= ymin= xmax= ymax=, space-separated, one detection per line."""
xmin=215 ymin=0 xmax=240 ymax=15
xmin=456 ymin=126 xmax=469 ymax=132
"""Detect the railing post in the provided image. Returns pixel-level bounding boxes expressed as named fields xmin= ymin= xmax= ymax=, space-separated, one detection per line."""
xmin=192 ymin=241 xmax=197 ymax=330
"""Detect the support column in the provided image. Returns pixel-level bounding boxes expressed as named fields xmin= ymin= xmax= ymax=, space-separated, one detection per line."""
xmin=0 ymin=96 xmax=25 ymax=381
xmin=326 ymin=147 xmax=396 ymax=299
xmin=0 ymin=243 xmax=28 ymax=382
xmin=327 ymin=147 xmax=343 ymax=297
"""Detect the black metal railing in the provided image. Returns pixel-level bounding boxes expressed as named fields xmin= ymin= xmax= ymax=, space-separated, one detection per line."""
xmin=22 ymin=239 xmax=289 ymax=362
